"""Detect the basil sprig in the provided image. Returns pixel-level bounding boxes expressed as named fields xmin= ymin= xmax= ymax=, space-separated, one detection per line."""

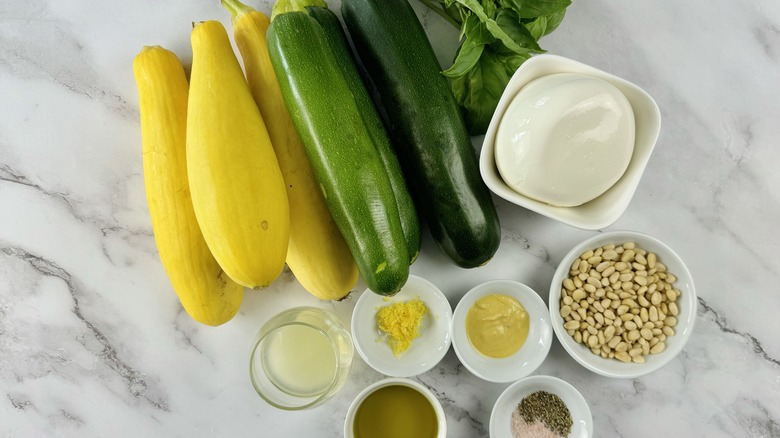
xmin=419 ymin=0 xmax=571 ymax=135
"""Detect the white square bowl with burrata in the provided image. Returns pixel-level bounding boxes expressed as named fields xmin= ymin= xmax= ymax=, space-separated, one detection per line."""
xmin=479 ymin=54 xmax=661 ymax=230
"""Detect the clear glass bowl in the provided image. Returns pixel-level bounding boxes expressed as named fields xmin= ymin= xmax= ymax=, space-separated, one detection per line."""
xmin=250 ymin=307 xmax=354 ymax=410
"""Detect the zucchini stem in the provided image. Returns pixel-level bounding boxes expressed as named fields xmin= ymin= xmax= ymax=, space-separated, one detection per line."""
xmin=417 ymin=0 xmax=460 ymax=28
xmin=271 ymin=0 xmax=327 ymax=20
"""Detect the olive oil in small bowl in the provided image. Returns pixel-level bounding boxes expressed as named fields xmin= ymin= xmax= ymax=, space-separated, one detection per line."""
xmin=250 ymin=307 xmax=353 ymax=410
xmin=345 ymin=378 xmax=446 ymax=438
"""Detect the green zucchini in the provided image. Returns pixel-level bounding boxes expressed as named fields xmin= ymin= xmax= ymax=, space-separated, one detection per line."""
xmin=267 ymin=8 xmax=409 ymax=295
xmin=341 ymin=0 xmax=501 ymax=268
xmin=306 ymin=5 xmax=421 ymax=264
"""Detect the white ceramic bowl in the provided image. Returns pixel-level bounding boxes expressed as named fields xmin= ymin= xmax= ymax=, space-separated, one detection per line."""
xmin=480 ymin=54 xmax=661 ymax=230
xmin=344 ymin=377 xmax=446 ymax=438
xmin=451 ymin=280 xmax=552 ymax=383
xmin=550 ymin=230 xmax=696 ymax=378
xmin=490 ymin=375 xmax=593 ymax=438
xmin=352 ymin=275 xmax=453 ymax=378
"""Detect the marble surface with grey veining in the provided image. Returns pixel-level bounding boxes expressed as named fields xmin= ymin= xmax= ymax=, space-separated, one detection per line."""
xmin=2 ymin=0 xmax=779 ymax=437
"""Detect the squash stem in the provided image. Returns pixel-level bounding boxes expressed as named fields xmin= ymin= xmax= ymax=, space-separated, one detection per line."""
xmin=221 ymin=0 xmax=254 ymax=22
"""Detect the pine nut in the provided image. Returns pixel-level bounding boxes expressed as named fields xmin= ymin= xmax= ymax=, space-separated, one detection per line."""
xmin=669 ymin=302 xmax=679 ymax=316
xmin=647 ymin=252 xmax=657 ymax=268
xmin=632 ymin=355 xmax=646 ymax=364
xmin=665 ymin=316 xmax=678 ymax=327
xmin=580 ymin=249 xmax=594 ymax=260
xmin=563 ymin=278 xmax=575 ymax=291
xmin=564 ymin=320 xmax=579 ymax=330
xmin=560 ymin=305 xmax=572 ymax=318
xmin=662 ymin=326 xmax=675 ymax=336
xmin=640 ymin=328 xmax=653 ymax=340
xmin=602 ymin=266 xmax=616 ymax=277
xmin=615 ymin=342 xmax=629 ymax=353
xmin=574 ymin=330 xmax=582 ymax=343
xmin=572 ymin=289 xmax=586 ymax=301
xmin=649 ymin=306 xmax=658 ymax=322
xmin=584 ymin=284 xmax=596 ymax=293
xmin=608 ymin=335 xmax=621 ymax=348
xmin=615 ymin=352 xmax=631 ymax=362
xmin=650 ymin=342 xmax=666 ymax=354
xmin=602 ymin=249 xmax=618 ymax=260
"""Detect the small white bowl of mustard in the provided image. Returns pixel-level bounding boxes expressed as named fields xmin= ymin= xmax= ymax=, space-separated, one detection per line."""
xmin=452 ymin=280 xmax=553 ymax=383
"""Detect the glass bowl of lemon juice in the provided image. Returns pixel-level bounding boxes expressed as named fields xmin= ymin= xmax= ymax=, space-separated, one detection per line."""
xmin=250 ymin=307 xmax=354 ymax=410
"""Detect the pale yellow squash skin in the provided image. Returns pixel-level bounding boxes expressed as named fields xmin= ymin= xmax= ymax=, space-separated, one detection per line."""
xmin=227 ymin=4 xmax=358 ymax=300
xmin=187 ymin=21 xmax=290 ymax=289
xmin=133 ymin=46 xmax=243 ymax=326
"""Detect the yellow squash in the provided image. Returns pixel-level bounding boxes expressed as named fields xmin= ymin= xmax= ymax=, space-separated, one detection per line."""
xmin=223 ymin=0 xmax=358 ymax=300
xmin=187 ymin=21 xmax=290 ymax=289
xmin=133 ymin=46 xmax=243 ymax=326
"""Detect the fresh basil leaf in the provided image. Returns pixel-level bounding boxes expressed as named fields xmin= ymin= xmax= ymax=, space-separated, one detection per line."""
xmin=451 ymin=0 xmax=535 ymax=55
xmin=478 ymin=0 xmax=497 ymax=17
xmin=512 ymin=0 xmax=571 ymax=19
xmin=541 ymin=8 xmax=566 ymax=35
xmin=451 ymin=47 xmax=531 ymax=134
xmin=463 ymin=13 xmax=495 ymax=45
xmin=494 ymin=8 xmax=543 ymax=52
xmin=443 ymin=15 xmax=493 ymax=78
xmin=524 ymin=9 xmax=566 ymax=39
xmin=442 ymin=38 xmax=486 ymax=78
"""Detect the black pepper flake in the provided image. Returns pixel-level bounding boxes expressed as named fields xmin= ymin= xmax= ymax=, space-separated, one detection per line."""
xmin=518 ymin=390 xmax=573 ymax=437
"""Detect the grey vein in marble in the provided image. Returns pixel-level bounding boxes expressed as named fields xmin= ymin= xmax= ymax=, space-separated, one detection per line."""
xmin=0 ymin=1 xmax=136 ymax=120
xmin=697 ymin=297 xmax=780 ymax=368
xmin=0 ymin=246 xmax=168 ymax=412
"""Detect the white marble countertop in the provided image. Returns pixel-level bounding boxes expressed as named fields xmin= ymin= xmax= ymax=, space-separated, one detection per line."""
xmin=2 ymin=0 xmax=779 ymax=437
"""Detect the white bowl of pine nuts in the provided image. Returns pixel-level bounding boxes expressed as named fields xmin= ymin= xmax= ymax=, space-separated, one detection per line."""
xmin=549 ymin=230 xmax=696 ymax=378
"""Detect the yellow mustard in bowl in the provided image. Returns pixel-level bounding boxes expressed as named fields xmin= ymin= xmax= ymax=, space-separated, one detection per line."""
xmin=466 ymin=294 xmax=529 ymax=358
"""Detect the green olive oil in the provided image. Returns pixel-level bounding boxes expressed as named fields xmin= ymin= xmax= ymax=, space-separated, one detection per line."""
xmin=353 ymin=385 xmax=438 ymax=438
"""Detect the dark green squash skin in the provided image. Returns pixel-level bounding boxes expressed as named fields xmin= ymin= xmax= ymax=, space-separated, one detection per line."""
xmin=267 ymin=11 xmax=409 ymax=295
xmin=341 ymin=0 xmax=501 ymax=268
xmin=306 ymin=6 xmax=421 ymax=265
